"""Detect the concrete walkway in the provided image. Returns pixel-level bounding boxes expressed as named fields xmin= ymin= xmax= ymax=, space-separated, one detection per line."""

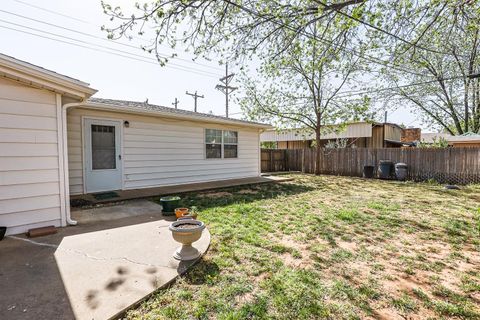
xmin=0 ymin=200 xmax=210 ymax=320
xmin=71 ymin=176 xmax=291 ymax=206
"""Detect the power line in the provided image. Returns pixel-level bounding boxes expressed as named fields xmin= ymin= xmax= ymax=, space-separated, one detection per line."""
xmin=268 ymin=73 xmax=472 ymax=106
xmin=17 ymin=2 xmax=432 ymax=78
xmin=334 ymin=74 xmax=468 ymax=98
xmin=0 ymin=24 xmax=220 ymax=79
xmin=224 ymin=1 xmax=433 ymax=77
xmin=0 ymin=18 xmax=220 ymax=77
xmin=0 ymin=8 xmax=224 ymax=72
xmin=13 ymin=0 xmax=90 ymax=24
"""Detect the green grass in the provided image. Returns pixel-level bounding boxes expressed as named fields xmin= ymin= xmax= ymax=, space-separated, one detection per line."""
xmin=127 ymin=174 xmax=480 ymax=319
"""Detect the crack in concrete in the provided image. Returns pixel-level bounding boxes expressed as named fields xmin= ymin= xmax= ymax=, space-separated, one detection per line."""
xmin=8 ymin=235 xmax=181 ymax=269
xmin=63 ymin=248 xmax=177 ymax=269
xmin=8 ymin=236 xmax=59 ymax=248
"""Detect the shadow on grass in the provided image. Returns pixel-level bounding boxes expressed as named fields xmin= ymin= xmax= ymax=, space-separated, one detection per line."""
xmin=182 ymin=259 xmax=220 ymax=285
xmin=152 ymin=182 xmax=316 ymax=211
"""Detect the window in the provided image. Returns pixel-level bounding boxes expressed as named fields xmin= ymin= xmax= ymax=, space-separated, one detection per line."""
xmin=205 ymin=129 xmax=222 ymax=158
xmin=91 ymin=125 xmax=116 ymax=169
xmin=223 ymin=130 xmax=238 ymax=158
xmin=205 ymin=129 xmax=238 ymax=159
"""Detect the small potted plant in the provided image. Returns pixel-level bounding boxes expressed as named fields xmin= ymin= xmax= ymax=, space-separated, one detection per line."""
xmin=175 ymin=207 xmax=189 ymax=219
xmin=160 ymin=196 xmax=181 ymax=216
xmin=185 ymin=206 xmax=198 ymax=219
xmin=169 ymin=220 xmax=205 ymax=260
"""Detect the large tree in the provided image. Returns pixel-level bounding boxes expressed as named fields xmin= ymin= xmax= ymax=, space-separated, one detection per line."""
xmin=371 ymin=1 xmax=480 ymax=134
xmin=101 ymin=1 xmax=370 ymax=64
xmin=102 ymin=1 xmax=479 ymax=136
xmin=102 ymin=0 xmax=375 ymax=175
xmin=239 ymin=22 xmax=371 ymax=174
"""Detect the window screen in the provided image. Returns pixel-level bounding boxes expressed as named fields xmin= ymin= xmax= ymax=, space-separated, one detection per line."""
xmin=224 ymin=144 xmax=238 ymax=158
xmin=205 ymin=129 xmax=222 ymax=158
xmin=223 ymin=130 xmax=238 ymax=144
xmin=91 ymin=125 xmax=116 ymax=170
xmin=223 ymin=130 xmax=238 ymax=158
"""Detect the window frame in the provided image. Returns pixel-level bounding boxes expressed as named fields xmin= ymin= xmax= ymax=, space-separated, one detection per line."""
xmin=222 ymin=130 xmax=238 ymax=159
xmin=204 ymin=128 xmax=239 ymax=159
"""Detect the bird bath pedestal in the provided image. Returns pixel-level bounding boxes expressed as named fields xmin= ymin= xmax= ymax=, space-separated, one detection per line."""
xmin=169 ymin=220 xmax=206 ymax=260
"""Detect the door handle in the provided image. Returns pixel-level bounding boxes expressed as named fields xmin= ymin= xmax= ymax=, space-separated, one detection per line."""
xmin=118 ymin=154 xmax=122 ymax=160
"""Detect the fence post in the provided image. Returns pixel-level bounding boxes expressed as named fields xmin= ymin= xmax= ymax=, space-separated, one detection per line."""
xmin=302 ymin=149 xmax=305 ymax=173
xmin=270 ymin=150 xmax=273 ymax=172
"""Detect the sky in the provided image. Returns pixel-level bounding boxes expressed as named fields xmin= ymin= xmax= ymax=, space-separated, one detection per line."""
xmin=0 ymin=0 xmax=425 ymax=129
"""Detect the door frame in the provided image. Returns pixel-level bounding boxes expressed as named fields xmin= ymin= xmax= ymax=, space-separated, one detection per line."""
xmin=82 ymin=116 xmax=124 ymax=194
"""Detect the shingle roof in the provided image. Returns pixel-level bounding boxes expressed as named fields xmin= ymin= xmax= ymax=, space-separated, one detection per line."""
xmin=86 ymin=97 xmax=271 ymax=128
xmin=0 ymin=53 xmax=89 ymax=86
xmin=421 ymin=132 xmax=480 ymax=143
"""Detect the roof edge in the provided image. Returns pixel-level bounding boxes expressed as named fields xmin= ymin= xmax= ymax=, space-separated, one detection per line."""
xmin=81 ymin=101 xmax=272 ymax=129
xmin=0 ymin=54 xmax=97 ymax=99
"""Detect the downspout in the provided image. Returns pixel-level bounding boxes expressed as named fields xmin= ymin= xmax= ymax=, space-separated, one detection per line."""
xmin=61 ymin=101 xmax=86 ymax=226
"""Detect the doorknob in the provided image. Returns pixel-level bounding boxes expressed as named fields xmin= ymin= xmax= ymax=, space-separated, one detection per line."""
xmin=118 ymin=154 xmax=122 ymax=160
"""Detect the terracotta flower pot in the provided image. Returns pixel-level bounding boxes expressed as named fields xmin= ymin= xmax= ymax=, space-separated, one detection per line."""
xmin=175 ymin=207 xmax=189 ymax=219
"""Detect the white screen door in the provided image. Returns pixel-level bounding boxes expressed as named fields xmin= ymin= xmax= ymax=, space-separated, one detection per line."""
xmin=84 ymin=118 xmax=122 ymax=193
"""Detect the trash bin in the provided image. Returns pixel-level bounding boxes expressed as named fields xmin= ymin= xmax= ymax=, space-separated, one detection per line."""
xmin=395 ymin=163 xmax=408 ymax=181
xmin=363 ymin=165 xmax=375 ymax=178
xmin=378 ymin=160 xmax=393 ymax=179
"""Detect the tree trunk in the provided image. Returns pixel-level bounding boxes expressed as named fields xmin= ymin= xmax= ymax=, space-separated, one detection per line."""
xmin=315 ymin=128 xmax=321 ymax=175
xmin=465 ymin=78 xmax=470 ymax=133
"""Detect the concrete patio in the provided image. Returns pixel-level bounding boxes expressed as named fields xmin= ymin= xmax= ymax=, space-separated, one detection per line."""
xmin=0 ymin=200 xmax=210 ymax=320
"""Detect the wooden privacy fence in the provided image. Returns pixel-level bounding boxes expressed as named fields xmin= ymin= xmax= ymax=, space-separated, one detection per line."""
xmin=261 ymin=148 xmax=480 ymax=185
xmin=261 ymin=149 xmax=287 ymax=172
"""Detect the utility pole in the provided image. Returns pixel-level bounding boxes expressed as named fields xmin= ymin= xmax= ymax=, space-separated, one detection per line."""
xmin=185 ymin=91 xmax=204 ymax=112
xmin=215 ymin=63 xmax=238 ymax=117
xmin=172 ymin=97 xmax=179 ymax=109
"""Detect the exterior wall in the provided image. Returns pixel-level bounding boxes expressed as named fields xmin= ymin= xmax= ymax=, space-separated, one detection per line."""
xmin=385 ymin=124 xmax=402 ymax=142
xmin=351 ymin=137 xmax=367 ymax=147
xmin=451 ymin=142 xmax=480 ymax=148
xmin=67 ymin=108 xmax=261 ymax=194
xmin=277 ymin=140 xmax=310 ymax=149
xmin=260 ymin=123 xmax=373 ymax=142
xmin=401 ymin=128 xmax=421 ymax=143
xmin=275 ymin=137 xmax=368 ymax=149
xmin=0 ymin=77 xmax=63 ymax=235
xmin=367 ymin=126 xmax=384 ymax=148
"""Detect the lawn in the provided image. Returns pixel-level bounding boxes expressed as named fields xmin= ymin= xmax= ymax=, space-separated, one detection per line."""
xmin=127 ymin=174 xmax=480 ymax=319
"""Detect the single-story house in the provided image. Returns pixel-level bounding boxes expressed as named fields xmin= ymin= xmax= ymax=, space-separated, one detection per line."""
xmin=421 ymin=132 xmax=480 ymax=147
xmin=0 ymin=54 xmax=270 ymax=235
xmin=261 ymin=122 xmax=406 ymax=149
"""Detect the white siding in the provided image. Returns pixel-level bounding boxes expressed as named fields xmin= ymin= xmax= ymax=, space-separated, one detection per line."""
xmin=0 ymin=78 xmax=62 ymax=235
xmin=67 ymin=108 xmax=261 ymax=194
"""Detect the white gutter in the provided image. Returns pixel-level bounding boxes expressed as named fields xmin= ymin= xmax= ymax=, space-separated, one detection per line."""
xmin=61 ymin=101 xmax=85 ymax=226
